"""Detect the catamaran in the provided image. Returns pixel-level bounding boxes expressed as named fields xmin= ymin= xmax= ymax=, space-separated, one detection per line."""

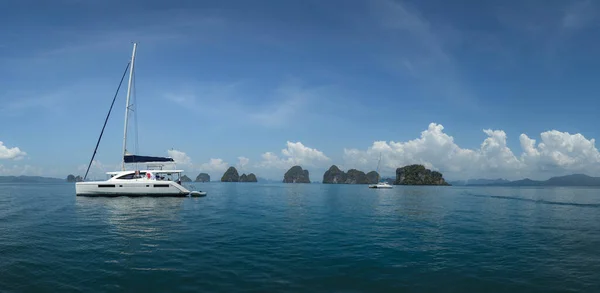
xmin=76 ymin=43 xmax=205 ymax=197
xmin=368 ymin=153 xmax=393 ymax=189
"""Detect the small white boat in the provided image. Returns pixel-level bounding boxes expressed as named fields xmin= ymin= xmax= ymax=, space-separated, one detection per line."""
xmin=76 ymin=43 xmax=204 ymax=197
xmin=369 ymin=153 xmax=393 ymax=189
xmin=368 ymin=181 xmax=393 ymax=189
xmin=189 ymin=190 xmax=207 ymax=197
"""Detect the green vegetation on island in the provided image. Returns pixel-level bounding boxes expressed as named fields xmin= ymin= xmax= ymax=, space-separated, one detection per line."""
xmin=322 ymin=165 xmax=345 ymax=183
xmin=321 ymin=164 xmax=448 ymax=186
xmin=322 ymin=165 xmax=378 ymax=184
xmin=220 ymin=167 xmax=259 ymax=182
xmin=366 ymin=171 xmax=379 ymax=184
xmin=221 ymin=167 xmax=240 ymax=182
xmin=195 ymin=173 xmax=210 ymax=182
xmin=346 ymin=169 xmax=372 ymax=184
xmin=180 ymin=175 xmax=192 ymax=182
xmin=240 ymin=173 xmax=258 ymax=182
xmin=395 ymin=164 xmax=450 ymax=185
xmin=66 ymin=174 xmax=83 ymax=182
xmin=283 ymin=166 xmax=310 ymax=183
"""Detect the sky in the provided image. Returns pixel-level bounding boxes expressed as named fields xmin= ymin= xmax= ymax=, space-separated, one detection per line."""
xmin=1 ymin=0 xmax=600 ymax=181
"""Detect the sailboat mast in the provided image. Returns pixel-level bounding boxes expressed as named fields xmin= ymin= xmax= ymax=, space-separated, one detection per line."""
xmin=377 ymin=153 xmax=382 ymax=182
xmin=122 ymin=42 xmax=137 ymax=171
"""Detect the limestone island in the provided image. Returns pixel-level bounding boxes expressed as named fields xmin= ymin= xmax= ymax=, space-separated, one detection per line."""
xmin=180 ymin=175 xmax=192 ymax=182
xmin=240 ymin=173 xmax=258 ymax=182
xmin=322 ymin=165 xmax=379 ymax=184
xmin=195 ymin=173 xmax=210 ymax=182
xmin=283 ymin=166 xmax=310 ymax=183
xmin=66 ymin=174 xmax=83 ymax=182
xmin=221 ymin=167 xmax=258 ymax=182
xmin=221 ymin=167 xmax=240 ymax=182
xmin=395 ymin=164 xmax=450 ymax=185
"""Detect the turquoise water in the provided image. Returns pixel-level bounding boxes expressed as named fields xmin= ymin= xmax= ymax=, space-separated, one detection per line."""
xmin=1 ymin=183 xmax=599 ymax=292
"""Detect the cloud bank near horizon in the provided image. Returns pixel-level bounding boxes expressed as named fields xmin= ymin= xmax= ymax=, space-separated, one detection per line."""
xmin=3 ymin=122 xmax=600 ymax=180
xmin=344 ymin=123 xmax=600 ymax=180
xmin=163 ymin=123 xmax=600 ymax=181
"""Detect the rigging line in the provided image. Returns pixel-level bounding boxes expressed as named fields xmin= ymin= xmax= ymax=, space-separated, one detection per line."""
xmin=84 ymin=62 xmax=131 ymax=181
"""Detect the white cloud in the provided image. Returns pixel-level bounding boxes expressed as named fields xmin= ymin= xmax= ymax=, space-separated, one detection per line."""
xmin=198 ymin=158 xmax=229 ymax=173
xmin=343 ymin=123 xmax=600 ymax=180
xmin=167 ymin=149 xmax=192 ymax=165
xmin=163 ymin=148 xmax=233 ymax=179
xmin=166 ymin=149 xmax=230 ymax=177
xmin=237 ymin=156 xmax=250 ymax=170
xmin=519 ymin=131 xmax=600 ymax=172
xmin=0 ymin=141 xmax=27 ymax=160
xmin=257 ymin=141 xmax=330 ymax=169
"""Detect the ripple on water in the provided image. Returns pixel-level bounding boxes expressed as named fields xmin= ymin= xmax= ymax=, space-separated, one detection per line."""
xmin=0 ymin=183 xmax=599 ymax=292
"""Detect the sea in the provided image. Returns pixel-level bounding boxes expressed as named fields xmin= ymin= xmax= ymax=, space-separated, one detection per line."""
xmin=0 ymin=182 xmax=599 ymax=293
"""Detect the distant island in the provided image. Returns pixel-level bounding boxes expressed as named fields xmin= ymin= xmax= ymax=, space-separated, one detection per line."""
xmin=240 ymin=173 xmax=258 ymax=182
xmin=220 ymin=167 xmax=258 ymax=182
xmin=0 ymin=176 xmax=64 ymax=183
xmin=322 ymin=165 xmax=378 ymax=184
xmin=195 ymin=173 xmax=210 ymax=182
xmin=221 ymin=167 xmax=239 ymax=182
xmin=283 ymin=166 xmax=310 ymax=183
xmin=395 ymin=165 xmax=450 ymax=185
xmin=452 ymin=174 xmax=600 ymax=187
xmin=66 ymin=174 xmax=83 ymax=182
xmin=285 ymin=164 xmax=448 ymax=185
xmin=12 ymin=168 xmax=597 ymax=187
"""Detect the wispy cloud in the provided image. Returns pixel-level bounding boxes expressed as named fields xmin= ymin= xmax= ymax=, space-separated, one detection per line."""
xmin=370 ymin=0 xmax=478 ymax=109
xmin=247 ymin=82 xmax=311 ymax=127
xmin=0 ymin=164 xmax=42 ymax=176
xmin=165 ymin=78 xmax=330 ymax=129
xmin=562 ymin=0 xmax=596 ymax=29
xmin=0 ymin=90 xmax=67 ymax=117
xmin=0 ymin=81 xmax=107 ymax=117
xmin=494 ymin=0 xmax=598 ymax=73
xmin=0 ymin=10 xmax=227 ymax=67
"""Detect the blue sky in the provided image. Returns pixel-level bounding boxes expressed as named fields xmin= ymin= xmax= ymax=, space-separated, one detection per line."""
xmin=1 ymin=0 xmax=600 ymax=181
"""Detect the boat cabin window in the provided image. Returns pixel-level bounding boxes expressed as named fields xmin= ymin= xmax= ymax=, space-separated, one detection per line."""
xmin=116 ymin=172 xmax=146 ymax=180
xmin=155 ymin=174 xmax=171 ymax=181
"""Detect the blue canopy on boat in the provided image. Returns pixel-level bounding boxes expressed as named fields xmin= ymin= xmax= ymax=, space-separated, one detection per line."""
xmin=124 ymin=155 xmax=174 ymax=163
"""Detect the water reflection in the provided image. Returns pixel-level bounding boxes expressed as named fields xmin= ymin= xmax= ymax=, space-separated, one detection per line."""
xmin=75 ymin=196 xmax=185 ymax=239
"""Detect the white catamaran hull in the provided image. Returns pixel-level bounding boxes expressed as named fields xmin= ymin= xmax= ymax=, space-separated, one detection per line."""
xmin=76 ymin=180 xmax=190 ymax=197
